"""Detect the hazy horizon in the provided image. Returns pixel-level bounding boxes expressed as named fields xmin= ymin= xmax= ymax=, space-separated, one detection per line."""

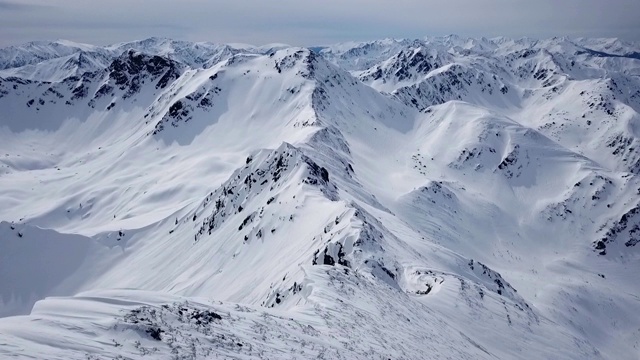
xmin=1 ymin=0 xmax=639 ymax=48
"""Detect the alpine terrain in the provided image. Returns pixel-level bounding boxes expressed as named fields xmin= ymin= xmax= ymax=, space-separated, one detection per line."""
xmin=0 ymin=36 xmax=639 ymax=359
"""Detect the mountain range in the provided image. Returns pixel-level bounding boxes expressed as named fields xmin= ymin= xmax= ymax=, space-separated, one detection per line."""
xmin=1 ymin=35 xmax=639 ymax=359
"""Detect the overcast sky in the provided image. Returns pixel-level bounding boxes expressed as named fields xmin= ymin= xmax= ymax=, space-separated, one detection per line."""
xmin=1 ymin=0 xmax=639 ymax=47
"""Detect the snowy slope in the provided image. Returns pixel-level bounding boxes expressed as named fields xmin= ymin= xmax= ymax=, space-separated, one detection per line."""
xmin=1 ymin=37 xmax=640 ymax=359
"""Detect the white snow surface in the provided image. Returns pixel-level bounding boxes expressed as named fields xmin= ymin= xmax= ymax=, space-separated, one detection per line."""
xmin=0 ymin=36 xmax=639 ymax=359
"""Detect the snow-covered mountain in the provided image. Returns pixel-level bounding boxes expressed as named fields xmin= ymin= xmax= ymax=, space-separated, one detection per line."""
xmin=0 ymin=38 xmax=287 ymax=84
xmin=1 ymin=36 xmax=639 ymax=360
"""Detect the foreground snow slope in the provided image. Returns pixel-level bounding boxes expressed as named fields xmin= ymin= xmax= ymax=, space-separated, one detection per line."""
xmin=0 ymin=36 xmax=639 ymax=359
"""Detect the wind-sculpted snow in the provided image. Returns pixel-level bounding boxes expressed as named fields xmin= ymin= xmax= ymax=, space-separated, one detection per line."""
xmin=0 ymin=221 xmax=106 ymax=317
xmin=1 ymin=36 xmax=640 ymax=359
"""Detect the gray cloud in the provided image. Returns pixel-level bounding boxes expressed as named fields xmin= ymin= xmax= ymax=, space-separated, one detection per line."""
xmin=0 ymin=0 xmax=638 ymax=47
xmin=0 ymin=1 xmax=27 ymax=10
xmin=0 ymin=0 xmax=49 ymax=10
